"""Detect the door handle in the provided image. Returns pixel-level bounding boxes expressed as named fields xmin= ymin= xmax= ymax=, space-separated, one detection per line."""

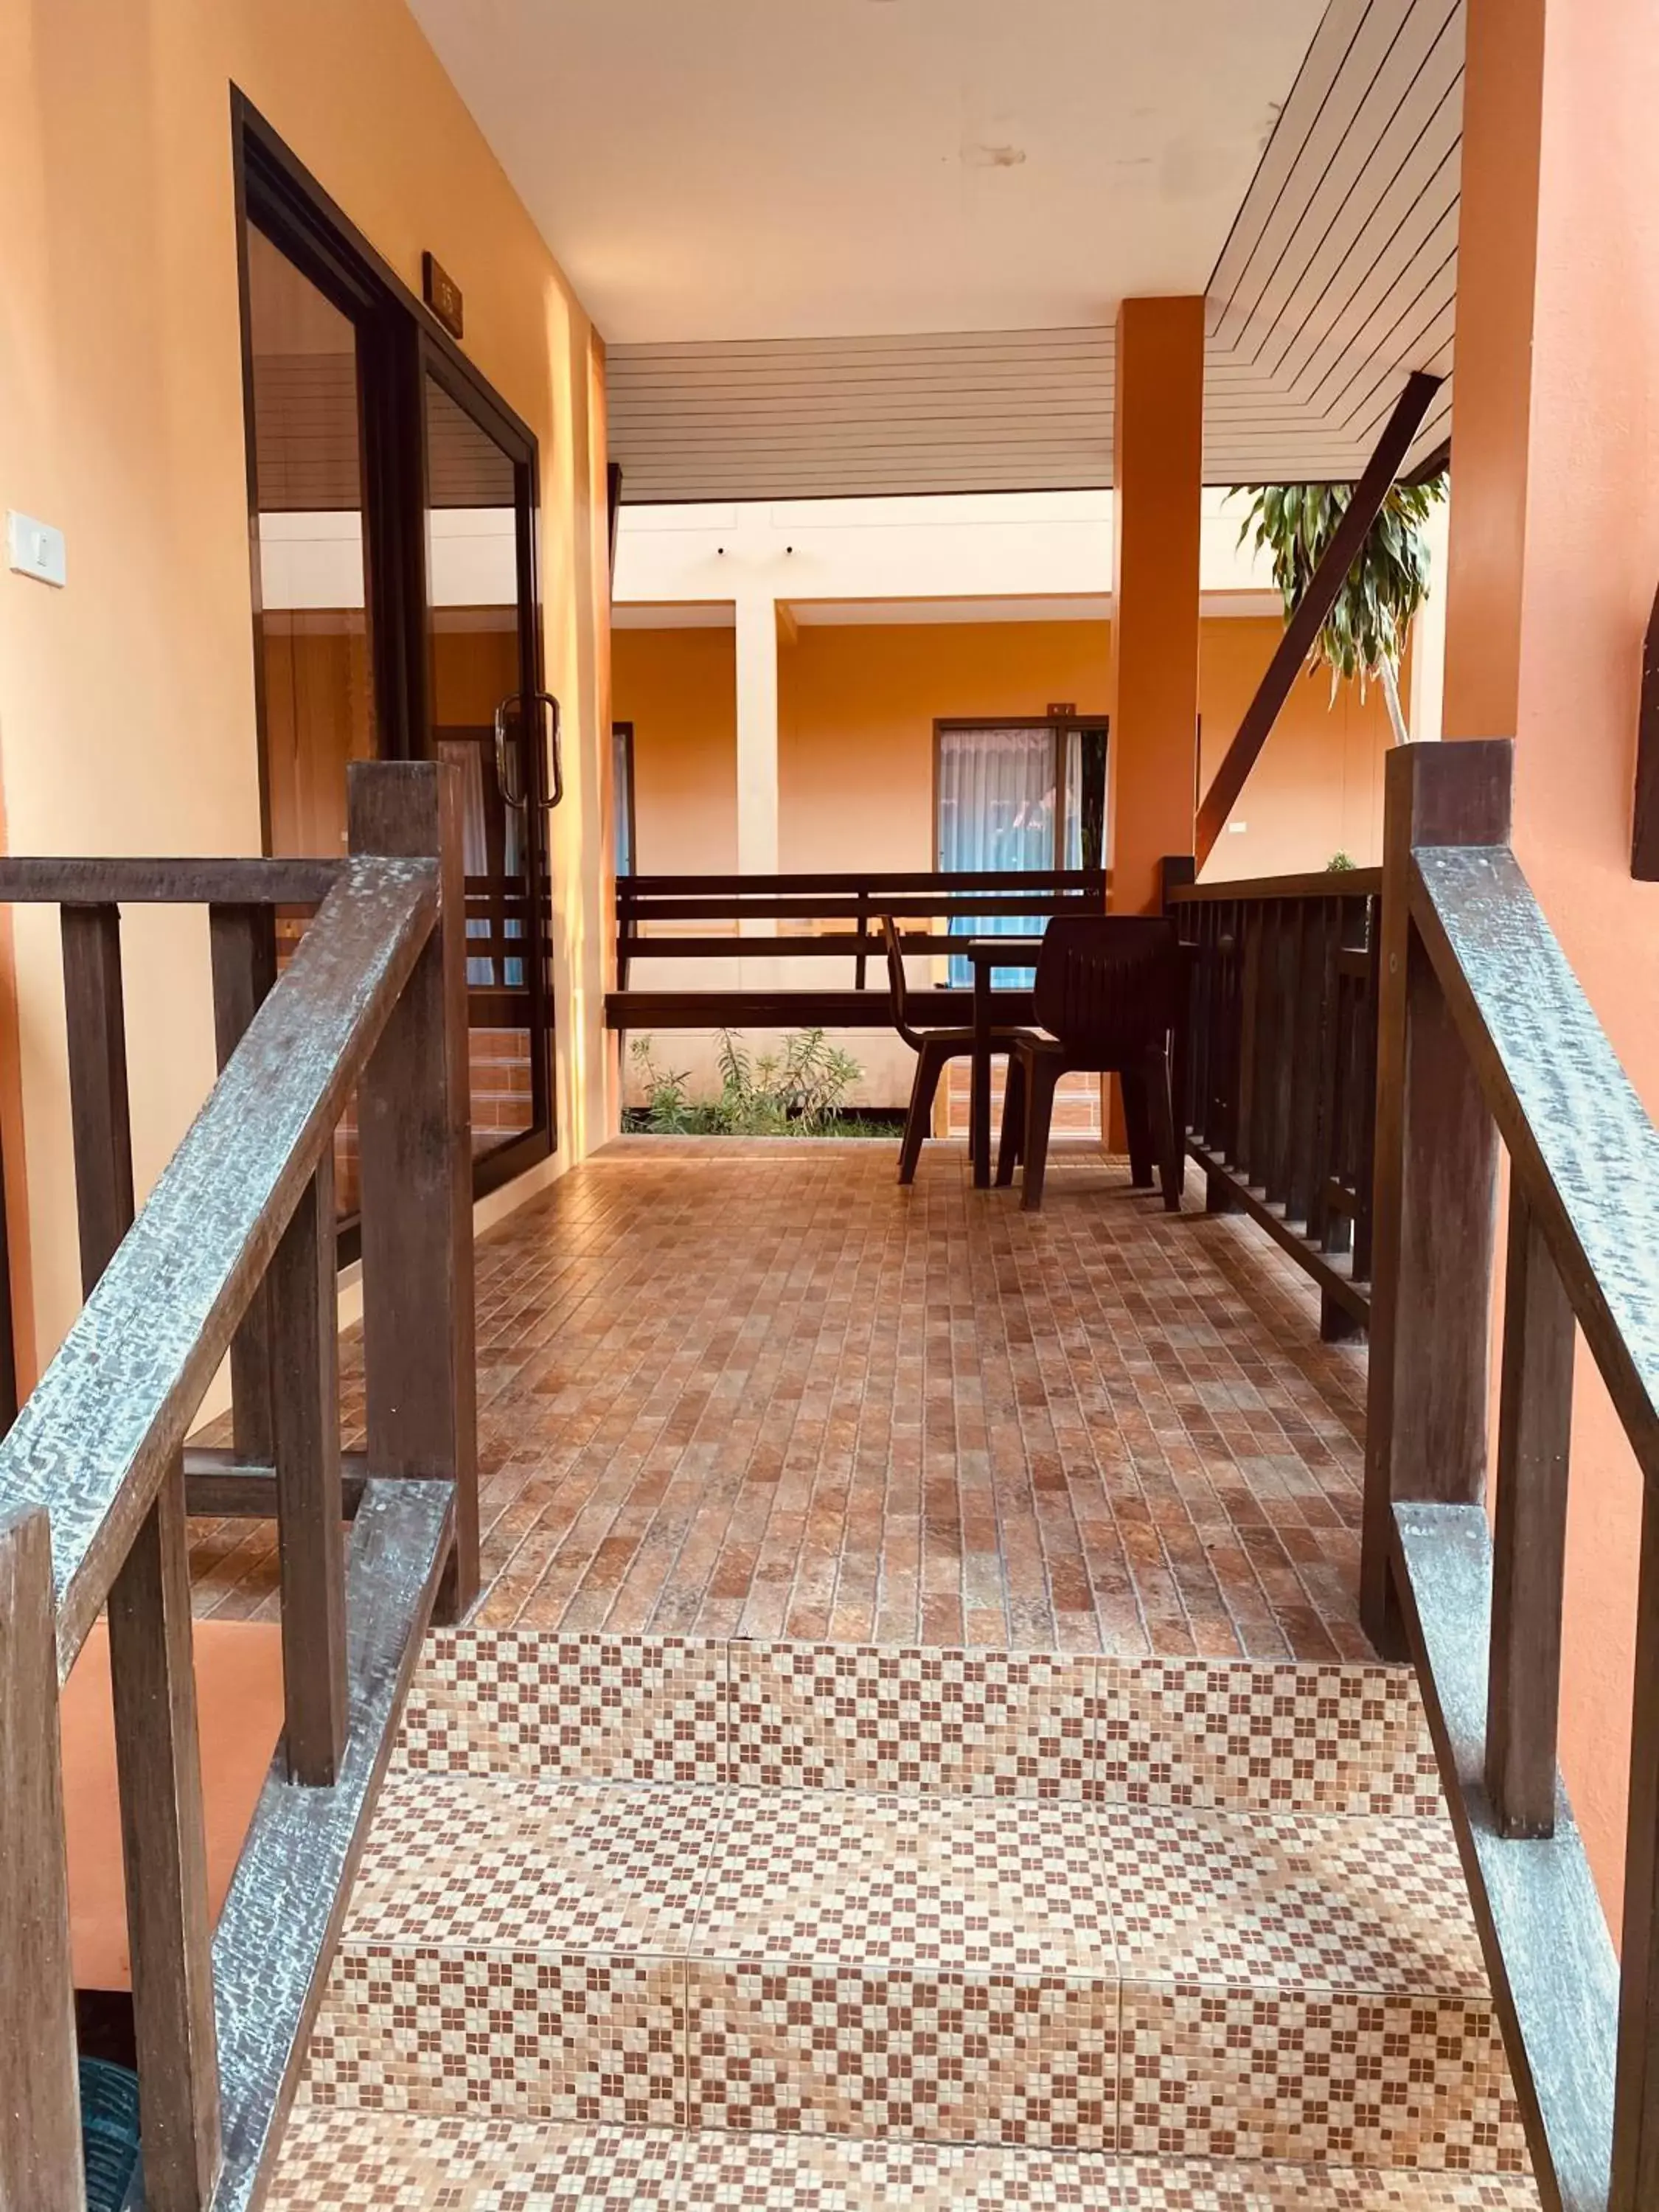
xmin=493 ymin=691 xmax=563 ymax=811
xmin=532 ymin=691 xmax=563 ymax=811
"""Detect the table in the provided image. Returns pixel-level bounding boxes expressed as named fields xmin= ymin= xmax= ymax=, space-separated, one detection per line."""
xmin=963 ymin=936 xmax=1045 ymax=1189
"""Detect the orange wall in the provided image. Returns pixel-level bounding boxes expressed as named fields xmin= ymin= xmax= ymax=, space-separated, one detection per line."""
xmin=616 ymin=616 xmax=1394 ymax=880
xmin=1199 ymin=621 xmax=1400 ymax=878
xmin=0 ymin=0 xmax=612 ymax=1371
xmin=780 ymin=622 xmax=1111 ymax=872
xmin=612 ymin=627 xmax=739 ymax=874
xmin=1444 ymin=0 xmax=1659 ymax=1929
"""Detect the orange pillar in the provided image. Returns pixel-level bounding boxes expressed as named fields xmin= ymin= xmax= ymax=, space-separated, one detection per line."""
xmin=1107 ymin=296 xmax=1205 ymax=916
xmin=1441 ymin=0 xmax=1659 ymax=1937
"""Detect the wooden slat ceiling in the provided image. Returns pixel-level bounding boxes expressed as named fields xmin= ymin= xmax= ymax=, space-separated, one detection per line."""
xmin=608 ymin=0 xmax=1459 ymax=502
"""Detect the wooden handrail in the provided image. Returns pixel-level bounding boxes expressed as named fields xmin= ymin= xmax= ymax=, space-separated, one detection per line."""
xmin=0 ymin=857 xmax=344 ymax=905
xmin=1168 ymin=864 xmax=1382 ymax=902
xmin=1 ymin=855 xmax=437 ymax=1670
xmin=1363 ymin=736 xmax=1659 ymax=2212
xmin=0 ymin=761 xmax=476 ymax=2212
xmin=613 ymin=865 xmax=1108 ymax=1027
xmin=1410 ymin=841 xmax=1659 ymax=1462
xmin=622 ymin=866 xmax=1105 ymax=895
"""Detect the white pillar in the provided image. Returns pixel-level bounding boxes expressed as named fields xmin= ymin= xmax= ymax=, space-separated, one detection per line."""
xmin=734 ymin=594 xmax=780 ymax=876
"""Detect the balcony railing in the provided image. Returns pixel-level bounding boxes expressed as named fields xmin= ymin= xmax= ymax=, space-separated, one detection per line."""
xmin=608 ymin=866 xmax=1107 ymax=1029
xmin=1165 ymin=860 xmax=1382 ymax=1342
xmin=1365 ymin=738 xmax=1659 ymax=2212
xmin=0 ymin=762 xmax=476 ymax=2212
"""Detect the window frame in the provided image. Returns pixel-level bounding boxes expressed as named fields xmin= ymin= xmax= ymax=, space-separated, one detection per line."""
xmin=931 ymin=711 xmax=1110 ymax=872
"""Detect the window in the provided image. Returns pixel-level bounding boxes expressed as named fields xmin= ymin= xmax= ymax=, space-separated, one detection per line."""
xmin=935 ymin=713 xmax=1107 ymax=980
xmin=612 ymin=722 xmax=637 ymax=876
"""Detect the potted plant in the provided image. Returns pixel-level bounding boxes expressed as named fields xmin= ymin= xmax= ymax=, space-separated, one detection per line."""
xmin=1236 ymin=475 xmax=1447 ymax=744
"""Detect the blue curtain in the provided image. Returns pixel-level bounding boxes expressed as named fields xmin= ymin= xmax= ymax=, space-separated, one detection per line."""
xmin=937 ymin=726 xmax=1056 ymax=985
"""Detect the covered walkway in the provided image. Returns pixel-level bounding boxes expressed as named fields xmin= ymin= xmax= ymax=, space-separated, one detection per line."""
xmin=192 ymin=1141 xmax=1369 ymax=1658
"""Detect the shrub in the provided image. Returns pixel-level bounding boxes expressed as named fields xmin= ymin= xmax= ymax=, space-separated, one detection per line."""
xmin=629 ymin=1029 xmax=863 ymax=1136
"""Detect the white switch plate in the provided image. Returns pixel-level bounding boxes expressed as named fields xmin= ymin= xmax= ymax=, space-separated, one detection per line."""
xmin=7 ymin=510 xmax=66 ymax=588
xmin=1227 ymin=821 xmax=1248 ymax=833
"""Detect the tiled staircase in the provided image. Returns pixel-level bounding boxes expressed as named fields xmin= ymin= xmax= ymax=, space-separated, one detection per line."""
xmin=268 ymin=1635 xmax=1540 ymax=2209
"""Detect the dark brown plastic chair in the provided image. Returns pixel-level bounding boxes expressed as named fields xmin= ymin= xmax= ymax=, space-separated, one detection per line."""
xmin=995 ymin=915 xmax=1183 ymax=1212
xmin=883 ymin=914 xmax=1031 ymax=1184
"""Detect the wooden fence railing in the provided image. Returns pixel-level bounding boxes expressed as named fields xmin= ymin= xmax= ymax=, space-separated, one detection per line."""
xmin=1364 ymin=737 xmax=1659 ymax=2212
xmin=0 ymin=760 xmax=476 ymax=2212
xmin=1164 ymin=860 xmax=1382 ymax=1341
xmin=608 ymin=866 xmax=1107 ymax=1029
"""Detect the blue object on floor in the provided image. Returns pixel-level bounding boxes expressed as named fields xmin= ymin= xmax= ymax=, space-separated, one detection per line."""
xmin=80 ymin=2056 xmax=141 ymax=2212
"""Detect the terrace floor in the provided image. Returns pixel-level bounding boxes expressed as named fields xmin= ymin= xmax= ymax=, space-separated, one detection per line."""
xmin=189 ymin=1138 xmax=1372 ymax=1658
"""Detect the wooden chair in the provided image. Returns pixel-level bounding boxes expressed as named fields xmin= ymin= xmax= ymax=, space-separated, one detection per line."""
xmin=883 ymin=914 xmax=1031 ymax=1184
xmin=995 ymin=915 xmax=1184 ymax=1212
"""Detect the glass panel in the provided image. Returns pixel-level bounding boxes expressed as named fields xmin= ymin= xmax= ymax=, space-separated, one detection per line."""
xmin=937 ymin=726 xmax=1056 ymax=984
xmin=422 ymin=375 xmax=535 ymax=1158
xmin=1062 ymin=725 xmax=1109 ymax=872
xmin=613 ymin=725 xmax=635 ymax=876
xmin=244 ymin=220 xmax=375 ymax=1217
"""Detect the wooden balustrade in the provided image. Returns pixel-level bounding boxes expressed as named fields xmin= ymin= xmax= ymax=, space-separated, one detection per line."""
xmin=0 ymin=762 xmax=476 ymax=2212
xmin=1164 ymin=862 xmax=1382 ymax=1341
xmin=1363 ymin=737 xmax=1659 ymax=2212
xmin=608 ymin=866 xmax=1107 ymax=1030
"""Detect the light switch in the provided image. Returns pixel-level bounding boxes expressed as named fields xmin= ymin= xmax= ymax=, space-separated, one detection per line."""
xmin=7 ymin=511 xmax=67 ymax=588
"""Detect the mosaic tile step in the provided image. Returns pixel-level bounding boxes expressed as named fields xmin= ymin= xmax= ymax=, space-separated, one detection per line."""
xmin=302 ymin=1771 xmax=1526 ymax=2171
xmin=265 ymin=2106 xmax=1543 ymax=2210
xmin=394 ymin=1630 xmax=1443 ymax=1818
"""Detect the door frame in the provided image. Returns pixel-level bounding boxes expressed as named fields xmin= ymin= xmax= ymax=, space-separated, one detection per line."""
xmin=417 ymin=330 xmax=555 ymax=1188
xmin=232 ymin=91 xmax=557 ymax=1192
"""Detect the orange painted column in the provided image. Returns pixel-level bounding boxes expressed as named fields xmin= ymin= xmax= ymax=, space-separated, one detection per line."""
xmin=1441 ymin=0 xmax=1659 ymax=1934
xmin=1107 ymin=297 xmax=1205 ymax=916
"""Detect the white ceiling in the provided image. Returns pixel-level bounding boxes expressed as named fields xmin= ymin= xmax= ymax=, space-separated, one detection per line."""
xmin=408 ymin=0 xmax=1324 ymax=344
xmin=414 ymin=0 xmax=1461 ymax=498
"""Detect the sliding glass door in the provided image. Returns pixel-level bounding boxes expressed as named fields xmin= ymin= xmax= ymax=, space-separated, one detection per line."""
xmin=935 ymin=714 xmax=1108 ymax=982
xmin=419 ymin=350 xmax=555 ymax=1183
xmin=235 ymin=100 xmax=557 ymax=1206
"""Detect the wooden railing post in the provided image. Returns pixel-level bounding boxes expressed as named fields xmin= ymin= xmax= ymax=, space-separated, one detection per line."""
xmin=209 ymin=905 xmax=279 ymax=1463
xmin=61 ymin=902 xmax=221 ymax=2208
xmin=349 ymin=760 xmax=479 ymax=1618
xmin=1485 ymin=1181 xmax=1575 ymax=1838
xmin=60 ymin=905 xmax=134 ymax=1285
xmin=213 ymin=898 xmax=347 ymax=1787
xmin=0 ymin=1508 xmax=83 ymax=2212
xmin=1360 ymin=741 xmax=1510 ymax=1649
xmin=109 ymin=1460 xmax=222 ymax=2211
xmin=269 ymin=1150 xmax=347 ymax=1784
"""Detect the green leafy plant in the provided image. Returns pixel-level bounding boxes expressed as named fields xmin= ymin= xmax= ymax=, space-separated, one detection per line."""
xmin=1326 ymin=850 xmax=1356 ymax=873
xmin=1236 ymin=475 xmax=1447 ymax=743
xmin=628 ymin=1029 xmax=863 ymax=1136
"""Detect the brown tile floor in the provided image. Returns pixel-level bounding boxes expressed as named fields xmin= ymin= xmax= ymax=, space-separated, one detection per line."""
xmin=190 ymin=1138 xmax=1371 ymax=1659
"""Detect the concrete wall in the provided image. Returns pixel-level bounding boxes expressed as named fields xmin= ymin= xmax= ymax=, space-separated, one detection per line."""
xmin=0 ymin=0 xmax=613 ymax=1380
xmin=615 ymin=614 xmax=1397 ymax=880
xmin=613 ymin=627 xmax=739 ymax=877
